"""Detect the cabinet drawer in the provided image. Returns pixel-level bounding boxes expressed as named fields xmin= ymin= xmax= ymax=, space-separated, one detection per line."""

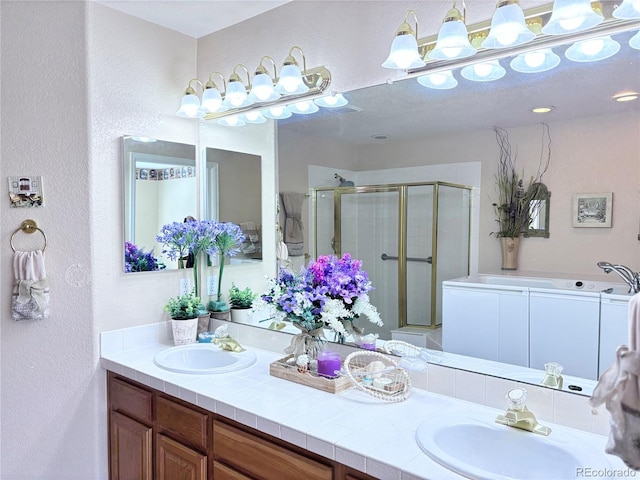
xmin=214 ymin=420 xmax=332 ymax=480
xmin=109 ymin=376 xmax=153 ymax=424
xmin=213 ymin=461 xmax=252 ymax=480
xmin=156 ymin=396 xmax=209 ymax=450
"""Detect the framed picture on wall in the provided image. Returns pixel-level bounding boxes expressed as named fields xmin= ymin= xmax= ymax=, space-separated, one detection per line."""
xmin=573 ymin=192 xmax=613 ymax=228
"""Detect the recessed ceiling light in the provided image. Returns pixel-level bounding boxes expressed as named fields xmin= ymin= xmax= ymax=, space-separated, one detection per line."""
xmin=531 ymin=106 xmax=555 ymax=113
xmin=612 ymin=91 xmax=639 ymax=102
xmin=371 ymin=134 xmax=390 ymax=140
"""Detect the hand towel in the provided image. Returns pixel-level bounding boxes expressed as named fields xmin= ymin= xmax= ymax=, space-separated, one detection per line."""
xmin=590 ymin=292 xmax=640 ymax=470
xmin=280 ymin=192 xmax=304 ymax=256
xmin=12 ymin=250 xmax=49 ymax=321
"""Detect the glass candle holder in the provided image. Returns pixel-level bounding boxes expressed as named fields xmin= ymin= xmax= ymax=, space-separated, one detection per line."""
xmin=317 ymin=350 xmax=341 ymax=378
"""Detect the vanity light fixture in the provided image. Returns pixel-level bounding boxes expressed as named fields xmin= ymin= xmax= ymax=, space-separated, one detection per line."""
xmin=275 ymin=46 xmax=310 ymax=95
xmin=613 ymin=0 xmax=640 ymax=19
xmin=510 ymin=48 xmax=561 ymax=72
xmin=482 ymin=0 xmax=536 ymax=49
xmin=176 ymin=79 xmax=206 ymax=118
xmin=612 ymin=90 xmax=639 ymax=101
xmin=629 ymin=29 xmax=640 ymax=48
xmin=542 ymin=0 xmax=604 ymax=35
xmin=531 ymin=105 xmax=555 ymax=113
xmin=565 ymin=35 xmax=620 ymax=61
xmin=261 ymin=105 xmax=292 ymax=119
xmin=240 ymin=110 xmax=267 ymax=124
xmin=461 ymin=59 xmax=507 ymax=81
xmin=417 ymin=70 xmax=458 ymax=89
xmin=287 ymin=99 xmax=320 ymax=115
xmin=250 ymin=56 xmax=280 ymax=102
xmin=382 ymin=10 xmax=426 ymax=70
xmin=429 ymin=2 xmax=476 ymax=60
xmin=314 ymin=93 xmax=348 ymax=108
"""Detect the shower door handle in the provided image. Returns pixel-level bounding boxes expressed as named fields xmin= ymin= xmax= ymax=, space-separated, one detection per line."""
xmin=331 ymin=237 xmax=338 ymax=254
xmin=381 ymin=253 xmax=432 ymax=264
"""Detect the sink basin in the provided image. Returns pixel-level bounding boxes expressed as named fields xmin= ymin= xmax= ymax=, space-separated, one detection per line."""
xmin=416 ymin=412 xmax=612 ymax=480
xmin=154 ymin=343 xmax=256 ymax=374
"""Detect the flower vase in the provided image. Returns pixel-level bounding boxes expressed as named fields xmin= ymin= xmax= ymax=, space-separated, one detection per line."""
xmin=500 ymin=237 xmax=520 ymax=271
xmin=284 ymin=325 xmax=325 ymax=361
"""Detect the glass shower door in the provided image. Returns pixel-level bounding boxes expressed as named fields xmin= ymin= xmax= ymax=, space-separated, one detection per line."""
xmin=338 ymin=188 xmax=400 ymax=341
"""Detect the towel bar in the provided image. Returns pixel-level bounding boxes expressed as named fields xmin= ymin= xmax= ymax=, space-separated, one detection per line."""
xmin=10 ymin=219 xmax=47 ymax=252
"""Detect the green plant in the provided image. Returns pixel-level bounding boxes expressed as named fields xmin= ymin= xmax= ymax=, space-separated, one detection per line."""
xmin=491 ymin=125 xmax=551 ymax=238
xmin=228 ymin=283 xmax=256 ymax=309
xmin=164 ymin=291 xmax=202 ymax=319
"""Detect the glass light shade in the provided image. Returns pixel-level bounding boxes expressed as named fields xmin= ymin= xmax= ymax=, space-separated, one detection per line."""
xmin=565 ymin=36 xmax=620 ymax=62
xmin=287 ymin=100 xmax=320 ymax=115
xmin=482 ymin=3 xmax=536 ymax=48
xmin=262 ymin=105 xmax=292 ymax=119
xmin=542 ymin=0 xmax=603 ymax=35
xmin=510 ymin=48 xmax=561 ymax=73
xmin=223 ymin=79 xmax=253 ymax=107
xmin=613 ymin=0 xmax=640 ymax=19
xmin=241 ymin=111 xmax=266 ymax=124
xmin=275 ymin=64 xmax=309 ymax=94
xmin=630 ymin=30 xmax=640 ymax=50
xmin=429 ymin=20 xmax=477 ymax=60
xmin=416 ymin=70 xmax=458 ymax=89
xmin=382 ymin=33 xmax=426 ymax=70
xmin=461 ymin=60 xmax=506 ymax=81
xmin=314 ymin=93 xmax=348 ymax=108
xmin=176 ymin=93 xmax=204 ymax=118
xmin=201 ymin=87 xmax=225 ymax=113
xmin=250 ymin=72 xmax=279 ymax=102
xmin=217 ymin=115 xmax=245 ymax=127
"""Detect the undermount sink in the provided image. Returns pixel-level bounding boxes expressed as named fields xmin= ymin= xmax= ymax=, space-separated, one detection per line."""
xmin=154 ymin=343 xmax=256 ymax=374
xmin=416 ymin=412 xmax=612 ymax=480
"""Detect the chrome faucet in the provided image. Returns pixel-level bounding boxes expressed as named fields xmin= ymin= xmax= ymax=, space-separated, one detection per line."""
xmin=597 ymin=262 xmax=640 ymax=293
xmin=495 ymin=388 xmax=551 ymax=436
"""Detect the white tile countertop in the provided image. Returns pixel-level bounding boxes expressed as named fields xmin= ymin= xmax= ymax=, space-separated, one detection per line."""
xmin=100 ymin=324 xmax=624 ymax=480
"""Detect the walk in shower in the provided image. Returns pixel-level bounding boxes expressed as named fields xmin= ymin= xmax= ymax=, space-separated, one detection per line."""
xmin=312 ymin=182 xmax=471 ymax=342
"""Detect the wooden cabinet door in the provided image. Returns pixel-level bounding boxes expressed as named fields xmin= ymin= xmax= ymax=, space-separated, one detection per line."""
xmin=156 ymin=433 xmax=207 ymax=480
xmin=110 ymin=411 xmax=152 ymax=480
xmin=213 ymin=461 xmax=252 ymax=480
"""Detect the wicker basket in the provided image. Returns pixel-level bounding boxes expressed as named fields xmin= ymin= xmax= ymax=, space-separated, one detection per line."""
xmin=343 ymin=351 xmax=411 ymax=402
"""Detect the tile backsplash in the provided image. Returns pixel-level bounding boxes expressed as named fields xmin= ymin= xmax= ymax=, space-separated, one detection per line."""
xmin=100 ymin=319 xmax=612 ymax=437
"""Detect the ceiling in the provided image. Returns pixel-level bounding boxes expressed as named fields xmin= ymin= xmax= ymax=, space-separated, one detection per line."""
xmin=96 ymin=0 xmax=290 ymax=38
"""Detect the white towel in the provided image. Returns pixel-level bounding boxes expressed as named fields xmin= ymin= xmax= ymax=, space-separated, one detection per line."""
xmin=590 ymin=292 xmax=640 ymax=469
xmin=12 ymin=250 xmax=49 ymax=321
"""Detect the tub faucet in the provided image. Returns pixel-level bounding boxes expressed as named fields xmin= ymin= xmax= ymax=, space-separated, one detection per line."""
xmin=597 ymin=262 xmax=640 ymax=293
xmin=495 ymin=388 xmax=551 ymax=436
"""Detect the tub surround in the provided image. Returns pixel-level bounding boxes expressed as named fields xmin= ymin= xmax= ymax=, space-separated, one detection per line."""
xmin=101 ymin=322 xmax=622 ymax=479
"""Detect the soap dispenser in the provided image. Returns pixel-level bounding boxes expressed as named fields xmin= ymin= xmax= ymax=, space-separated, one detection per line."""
xmin=541 ymin=362 xmax=563 ymax=389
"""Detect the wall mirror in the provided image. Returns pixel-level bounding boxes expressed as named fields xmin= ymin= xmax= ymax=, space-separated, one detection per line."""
xmin=524 ymin=183 xmax=551 ymax=238
xmin=228 ymin=22 xmax=639 ymax=395
xmin=204 ymin=147 xmax=262 ymax=263
xmin=122 ymin=136 xmax=196 ymax=272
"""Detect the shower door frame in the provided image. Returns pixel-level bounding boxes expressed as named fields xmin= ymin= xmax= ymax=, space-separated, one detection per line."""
xmin=311 ymin=181 xmax=472 ymax=330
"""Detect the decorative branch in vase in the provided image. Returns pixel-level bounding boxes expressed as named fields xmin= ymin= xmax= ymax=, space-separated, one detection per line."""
xmin=491 ymin=124 xmax=551 ymax=270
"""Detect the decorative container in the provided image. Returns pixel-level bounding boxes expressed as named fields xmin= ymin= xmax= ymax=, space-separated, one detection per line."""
xmin=230 ymin=308 xmax=252 ymax=324
xmin=500 ymin=237 xmax=520 ymax=270
xmin=269 ymin=355 xmax=352 ymax=394
xmin=171 ymin=318 xmax=198 ymax=345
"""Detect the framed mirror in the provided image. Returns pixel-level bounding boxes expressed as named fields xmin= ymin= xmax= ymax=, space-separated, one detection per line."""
xmin=122 ymin=136 xmax=196 ymax=273
xmin=524 ymin=183 xmax=551 ymax=238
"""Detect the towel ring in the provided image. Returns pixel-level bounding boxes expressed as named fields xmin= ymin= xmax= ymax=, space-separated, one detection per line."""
xmin=10 ymin=220 xmax=47 ymax=252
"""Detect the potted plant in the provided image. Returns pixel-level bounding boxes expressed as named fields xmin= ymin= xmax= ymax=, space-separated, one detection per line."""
xmin=164 ymin=291 xmax=201 ymax=345
xmin=491 ymin=125 xmax=550 ymax=270
xmin=228 ymin=283 xmax=256 ymax=324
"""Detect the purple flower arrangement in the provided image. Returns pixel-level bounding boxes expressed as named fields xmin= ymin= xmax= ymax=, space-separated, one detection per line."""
xmin=124 ymin=241 xmax=166 ymax=272
xmin=156 ymin=220 xmax=244 ymax=305
xmin=256 ymin=253 xmax=383 ymax=338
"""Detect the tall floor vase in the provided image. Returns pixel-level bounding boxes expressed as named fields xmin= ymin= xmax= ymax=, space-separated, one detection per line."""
xmin=500 ymin=237 xmax=520 ymax=271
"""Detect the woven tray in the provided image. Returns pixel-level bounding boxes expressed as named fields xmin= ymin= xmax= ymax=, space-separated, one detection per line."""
xmin=269 ymin=355 xmax=352 ymax=394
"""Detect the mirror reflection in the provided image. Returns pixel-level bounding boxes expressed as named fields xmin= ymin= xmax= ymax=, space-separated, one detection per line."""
xmin=525 ymin=183 xmax=551 ymax=238
xmin=123 ymin=136 xmax=196 ymax=272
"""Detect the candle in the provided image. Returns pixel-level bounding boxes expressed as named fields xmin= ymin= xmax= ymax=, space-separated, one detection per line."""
xmin=317 ymin=351 xmax=341 ymax=378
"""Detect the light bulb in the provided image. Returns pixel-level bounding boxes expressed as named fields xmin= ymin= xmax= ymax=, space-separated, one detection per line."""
xmin=251 ymin=73 xmax=274 ymax=101
xmin=382 ymin=34 xmax=425 ymax=69
xmin=430 ymin=73 xmax=447 ymax=86
xmin=559 ymin=16 xmax=584 ymax=32
xmin=474 ymin=63 xmax=493 ymax=77
xmin=245 ymin=111 xmax=261 ymax=121
xmin=493 ymin=25 xmax=519 ymax=46
xmin=270 ymin=106 xmax=285 ymax=116
xmin=279 ymin=64 xmax=303 ymax=93
xmin=201 ymin=88 xmax=222 ymax=112
xmin=296 ymin=101 xmax=310 ymax=112
xmin=524 ymin=51 xmax=546 ymax=68
xmin=580 ymin=38 xmax=604 ymax=56
xmin=323 ymin=96 xmax=338 ymax=106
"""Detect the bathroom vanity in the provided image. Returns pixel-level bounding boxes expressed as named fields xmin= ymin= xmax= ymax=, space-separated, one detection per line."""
xmin=442 ymin=274 xmax=633 ymax=380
